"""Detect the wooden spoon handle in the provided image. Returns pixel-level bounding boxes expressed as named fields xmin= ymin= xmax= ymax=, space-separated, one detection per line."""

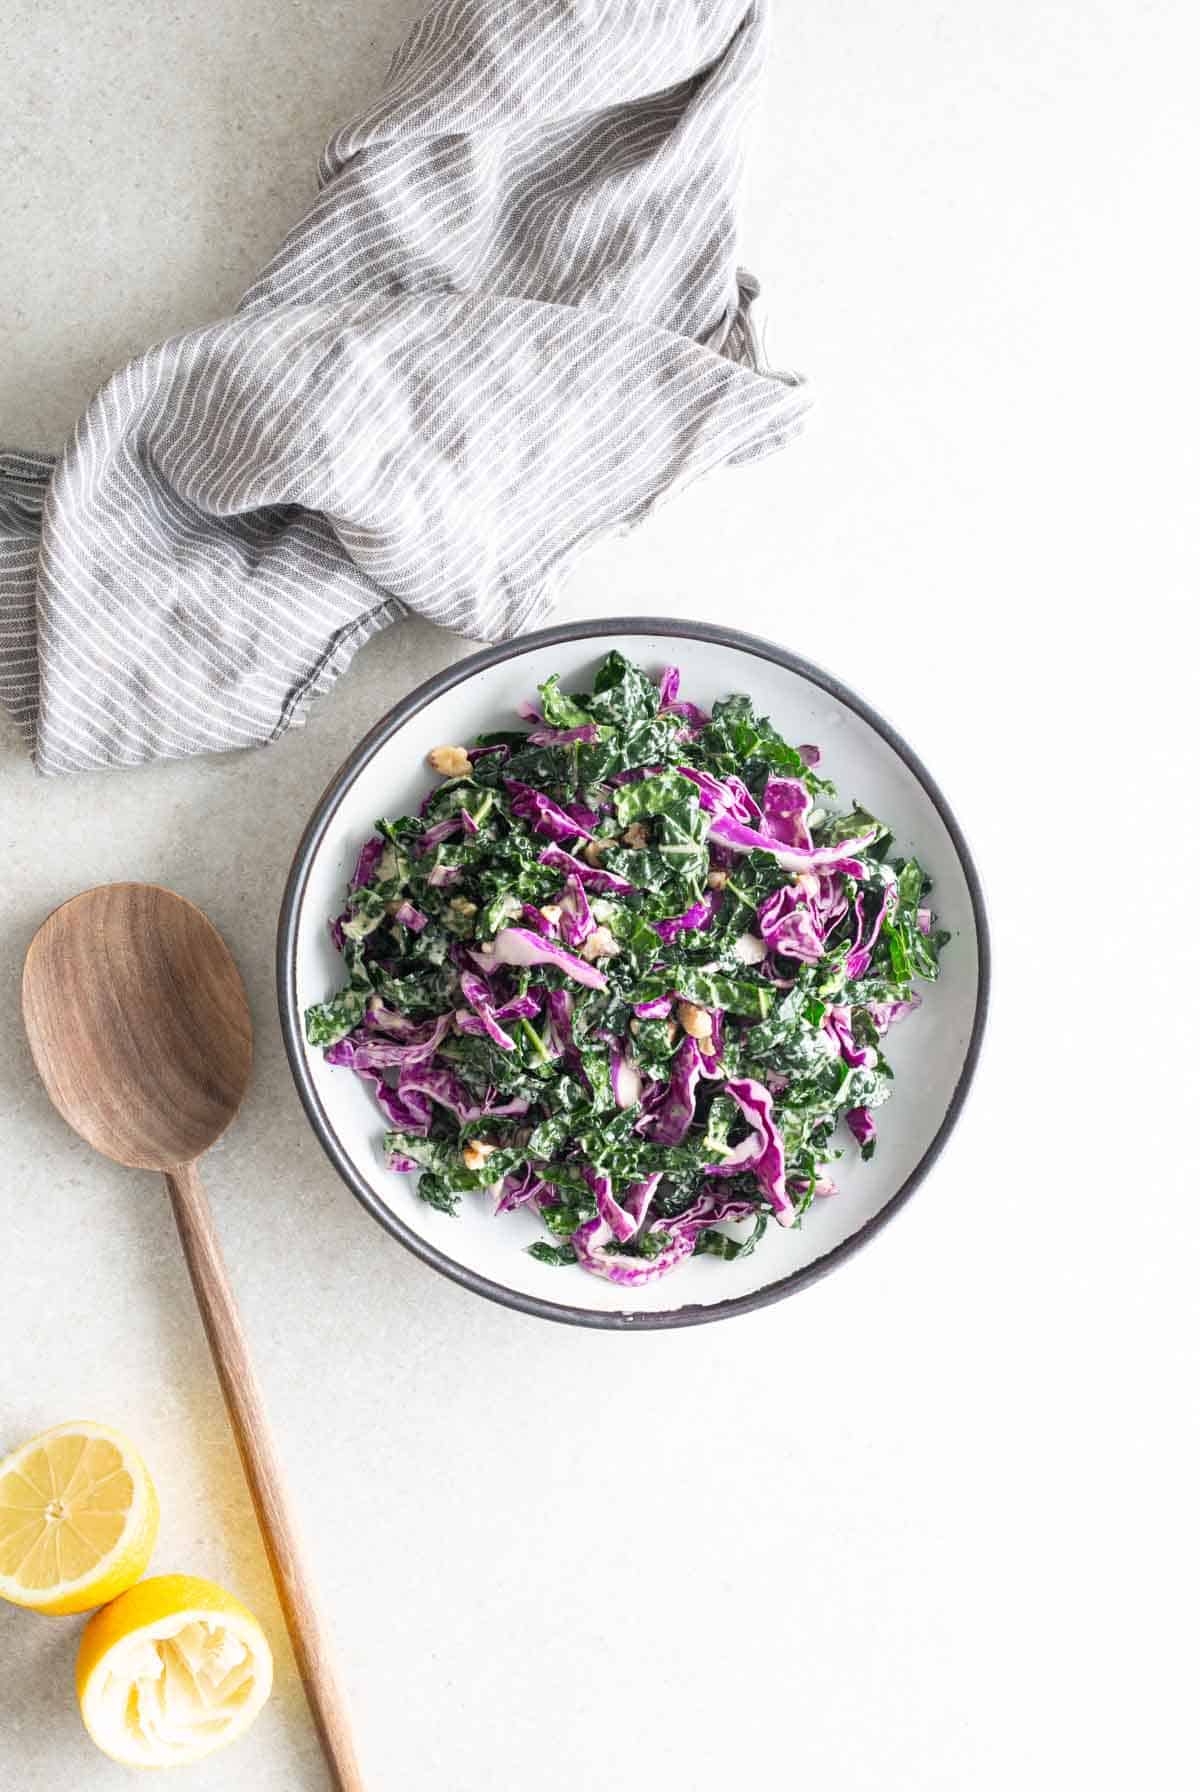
xmin=164 ymin=1160 xmax=366 ymax=1792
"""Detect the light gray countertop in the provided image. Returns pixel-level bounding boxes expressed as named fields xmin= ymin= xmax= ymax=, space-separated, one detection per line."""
xmin=3 ymin=4 xmax=1196 ymax=1788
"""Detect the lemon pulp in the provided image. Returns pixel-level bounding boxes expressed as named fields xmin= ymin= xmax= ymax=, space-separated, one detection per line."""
xmin=77 ymin=1573 xmax=274 ymax=1766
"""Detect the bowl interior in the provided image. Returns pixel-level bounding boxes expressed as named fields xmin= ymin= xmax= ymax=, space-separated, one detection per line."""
xmin=283 ymin=624 xmax=984 ymax=1325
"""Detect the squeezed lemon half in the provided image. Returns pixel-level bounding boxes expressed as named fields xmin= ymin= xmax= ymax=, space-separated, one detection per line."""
xmin=77 ymin=1573 xmax=274 ymax=1767
xmin=0 ymin=1421 xmax=159 ymax=1616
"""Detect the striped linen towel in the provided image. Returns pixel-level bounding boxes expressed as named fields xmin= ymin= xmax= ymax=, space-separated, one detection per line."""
xmin=0 ymin=0 xmax=807 ymax=775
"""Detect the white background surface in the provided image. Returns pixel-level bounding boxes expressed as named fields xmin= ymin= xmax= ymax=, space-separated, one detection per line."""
xmin=1 ymin=3 xmax=1196 ymax=1788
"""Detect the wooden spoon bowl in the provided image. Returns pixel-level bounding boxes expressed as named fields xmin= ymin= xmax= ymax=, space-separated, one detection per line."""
xmin=23 ymin=883 xmax=251 ymax=1169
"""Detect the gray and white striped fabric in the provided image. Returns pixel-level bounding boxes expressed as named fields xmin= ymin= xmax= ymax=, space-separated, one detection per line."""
xmin=0 ymin=0 xmax=806 ymax=775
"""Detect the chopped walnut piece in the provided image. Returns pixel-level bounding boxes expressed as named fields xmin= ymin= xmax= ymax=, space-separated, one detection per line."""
xmin=428 ymin=745 xmax=472 ymax=777
xmin=675 ymin=1000 xmax=713 ymax=1040
xmin=580 ymin=925 xmax=620 ymax=962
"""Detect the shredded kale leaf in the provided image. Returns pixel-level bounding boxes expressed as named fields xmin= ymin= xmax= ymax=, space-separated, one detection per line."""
xmin=697 ymin=694 xmax=834 ymax=792
xmin=527 ymin=1241 xmax=579 ymax=1266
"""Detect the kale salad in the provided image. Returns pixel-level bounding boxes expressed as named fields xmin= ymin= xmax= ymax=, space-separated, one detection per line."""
xmin=305 ymin=654 xmax=949 ymax=1287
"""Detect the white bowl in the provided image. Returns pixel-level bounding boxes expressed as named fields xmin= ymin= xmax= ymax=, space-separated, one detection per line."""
xmin=278 ymin=620 xmax=989 ymax=1328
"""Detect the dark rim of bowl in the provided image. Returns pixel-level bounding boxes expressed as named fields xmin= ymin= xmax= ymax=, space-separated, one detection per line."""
xmin=278 ymin=617 xmax=991 ymax=1330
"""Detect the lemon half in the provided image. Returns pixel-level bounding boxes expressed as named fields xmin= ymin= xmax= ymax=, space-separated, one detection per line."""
xmin=0 ymin=1421 xmax=159 ymax=1615
xmin=77 ymin=1573 xmax=274 ymax=1767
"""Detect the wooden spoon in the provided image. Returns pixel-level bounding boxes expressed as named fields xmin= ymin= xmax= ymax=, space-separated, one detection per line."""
xmin=22 ymin=883 xmax=364 ymax=1792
